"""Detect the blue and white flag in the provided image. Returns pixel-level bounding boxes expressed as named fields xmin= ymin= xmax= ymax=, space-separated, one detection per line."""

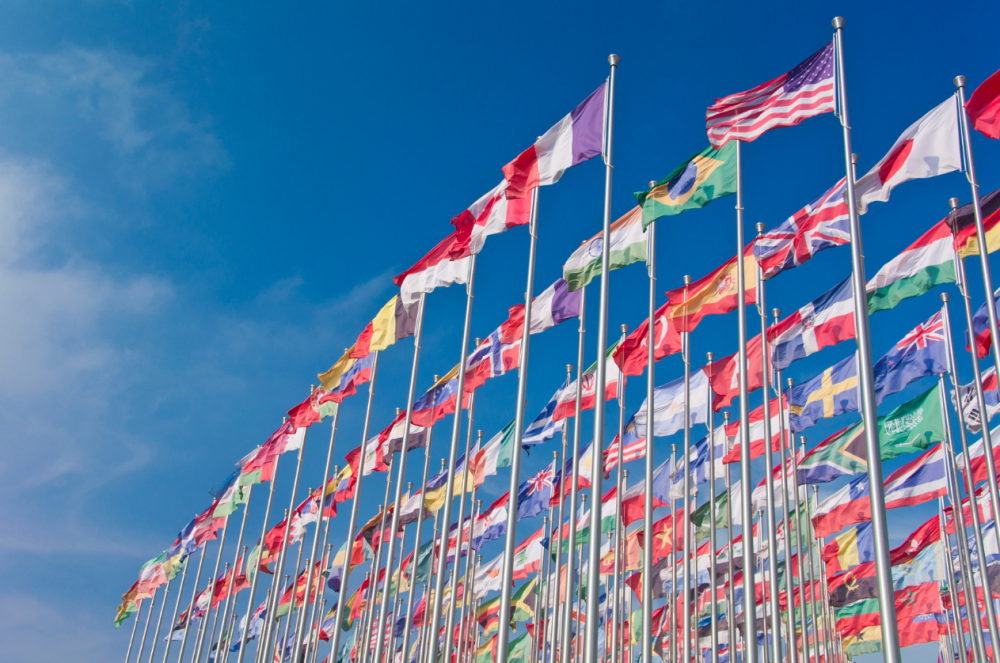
xmin=874 ymin=310 xmax=948 ymax=405
xmin=522 ymin=379 xmax=566 ymax=447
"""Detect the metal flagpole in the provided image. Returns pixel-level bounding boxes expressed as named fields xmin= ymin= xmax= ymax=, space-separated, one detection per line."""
xmin=938 ymin=501 xmax=964 ymax=663
xmin=561 ymin=289 xmax=587 ymax=663
xmin=124 ymin=595 xmax=142 ymax=663
xmin=733 ymin=137 xmax=759 ymax=663
xmin=954 ymin=77 xmax=1000 ymax=576
xmin=669 ymin=443 xmax=677 ymax=663
xmin=194 ymin=516 xmax=231 ymax=663
xmin=176 ymin=545 xmax=209 ymax=663
xmin=362 ymin=455 xmax=396 ymax=663
xmin=785 ymin=409 xmax=809 ymax=663
xmin=458 ymin=507 xmax=481 ymax=663
xmin=576 ymin=493 xmax=587 ymax=663
xmin=705 ymin=355 xmax=719 ymax=663
xmin=136 ymin=588 xmax=157 ymax=663
xmin=941 ymin=290 xmax=993 ymax=661
xmin=804 ymin=486 xmax=830 ymax=663
xmin=443 ymin=390 xmax=479 ymax=663
xmin=161 ymin=552 xmax=191 ymax=663
xmin=147 ymin=577 xmax=172 ymax=663
xmin=610 ymin=325 xmax=627 ymax=663
xmin=619 ymin=471 xmax=629 ymax=660
xmin=584 ymin=54 xmax=619 ymax=663
xmin=752 ymin=228 xmax=781 ymax=663
xmin=427 ymin=245 xmax=481 ymax=663
xmin=538 ymin=514 xmax=551 ymax=663
xmin=456 ymin=441 xmax=483 ymax=663
xmin=421 ymin=464 xmax=444 ymax=663
xmin=797 ymin=440 xmax=820 ymax=663
xmin=642 ymin=185 xmax=656 ymax=663
xmin=756 ymin=509 xmax=768 ymax=663
xmin=400 ymin=426 xmax=436 ymax=663
xmin=496 ymin=180 xmax=545 ymax=663
xmin=235 ymin=449 xmax=283 ymax=663
xmin=677 ymin=274 xmax=694 ymax=663
xmin=940 ymin=493 xmax=977 ymax=663
xmin=385 ymin=516 xmax=411 ymax=663
xmin=723 ymin=414 xmax=735 ymax=663
xmin=212 ymin=484 xmax=255 ymax=663
xmin=304 ymin=467 xmax=340 ymax=663
xmin=554 ymin=417 xmax=568 ymax=663
xmin=330 ymin=341 xmax=395 ymax=663
xmin=831 ymin=18 xmax=901 ymax=663
xmin=258 ymin=513 xmax=292 ymax=663
xmin=603 ymin=537 xmax=612 ymax=663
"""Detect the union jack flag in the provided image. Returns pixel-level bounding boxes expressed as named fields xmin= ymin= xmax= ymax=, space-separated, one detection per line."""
xmin=897 ymin=314 xmax=945 ymax=351
xmin=754 ymin=178 xmax=850 ymax=280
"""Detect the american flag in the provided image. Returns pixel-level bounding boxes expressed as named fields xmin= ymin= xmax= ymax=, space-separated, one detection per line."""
xmin=706 ymin=42 xmax=836 ymax=148
xmin=753 ymin=178 xmax=850 ymax=280
xmin=602 ymin=426 xmax=646 ymax=474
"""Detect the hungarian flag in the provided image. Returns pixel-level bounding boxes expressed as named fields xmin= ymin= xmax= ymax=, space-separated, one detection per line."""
xmin=613 ymin=301 xmax=682 ymax=376
xmin=665 ymin=245 xmax=757 ymax=333
xmin=866 ymin=219 xmax=955 ymax=314
xmin=351 ymin=294 xmax=418 ymax=359
xmin=754 ymin=178 xmax=850 ymax=280
xmin=634 ymin=143 xmax=737 ymax=228
xmin=705 ymin=42 xmax=835 ymax=148
xmin=502 ymin=82 xmax=607 ymax=199
xmin=563 ymin=206 xmax=646 ymax=291
xmin=705 ymin=332 xmax=763 ymax=411
xmin=855 ymin=96 xmax=962 ymax=214
xmin=947 ymin=187 xmax=1000 ymax=258
xmin=966 ymin=68 xmax=1000 ymax=139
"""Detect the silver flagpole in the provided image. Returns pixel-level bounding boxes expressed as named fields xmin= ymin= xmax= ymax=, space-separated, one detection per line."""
xmin=278 ymin=543 xmax=303 ymax=663
xmin=603 ymin=535 xmax=612 ymax=663
xmin=124 ymin=595 xmax=142 ymax=663
xmin=610 ymin=325 xmax=628 ymax=663
xmin=938 ymin=500 xmax=965 ymax=663
xmin=831 ymin=18 xmax=901 ymax=663
xmin=148 ymin=576 xmax=172 ymax=663
xmin=678 ymin=274 xmax=693 ymax=663
xmin=784 ymin=400 xmax=809 ymax=663
xmin=496 ymin=177 xmax=544 ymax=663
xmin=220 ymin=546 xmax=248 ymax=663
xmin=723 ymin=413 xmax=735 ymax=663
xmin=194 ymin=516 xmax=231 ymax=663
xmin=362 ymin=455 xmax=397 ymax=663
xmin=554 ymin=414 xmax=568 ymax=663
xmin=619 ymin=471 xmax=629 ymax=659
xmin=642 ymin=185 xmax=657 ymax=663
xmin=235 ymin=449 xmax=283 ymax=663
xmin=162 ymin=552 xmax=191 ymax=663
xmin=421 ymin=462 xmax=445 ymax=663
xmin=136 ymin=588 xmax=157 ymax=663
xmin=584 ymin=54 xmax=619 ymax=663
xmin=576 ymin=493 xmax=587 ymax=663
xmin=752 ymin=226 xmax=781 ymax=663
xmin=940 ymin=290 xmax=992 ymax=662
xmin=443 ymin=389 xmax=478 ymax=663
xmin=400 ymin=425 xmax=436 ymax=663
xmin=176 ymin=545 xmax=209 ymax=663
xmin=797 ymin=439 xmax=820 ymax=663
xmin=561 ymin=288 xmax=587 ymax=663
xmin=212 ymin=484 xmax=255 ymax=663
xmin=733 ymin=138 xmax=759 ymax=663
xmin=258 ymin=513 xmax=292 ymax=663
xmin=954 ymin=77 xmax=1000 ymax=576
xmin=427 ymin=245 xmax=480 ymax=663
xmin=756 ymin=509 xmax=768 ymax=663
xmin=770 ymin=365 xmax=795 ymax=660
xmin=458 ymin=499 xmax=482 ymax=663
xmin=670 ymin=443 xmax=677 ymax=663
xmin=804 ymin=485 xmax=829 ymax=663
xmin=538 ymin=513 xmax=552 ymax=663
xmin=305 ymin=468 xmax=339 ymax=663
xmin=939 ymin=489 xmax=978 ymax=663
xmin=386 ymin=515 xmax=411 ymax=663
xmin=706 ymin=355 xmax=718 ymax=663
xmin=330 ymin=342 xmax=394 ymax=663
xmin=544 ymin=497 xmax=557 ymax=663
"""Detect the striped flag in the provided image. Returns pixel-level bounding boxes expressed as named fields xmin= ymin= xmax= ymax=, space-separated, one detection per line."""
xmin=768 ymin=277 xmax=855 ymax=371
xmin=705 ymin=42 xmax=835 ymax=148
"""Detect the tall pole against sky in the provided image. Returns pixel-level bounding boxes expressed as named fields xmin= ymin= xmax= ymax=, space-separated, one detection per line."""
xmin=583 ymin=53 xmax=618 ymax=663
xmin=642 ymin=184 xmax=657 ymax=663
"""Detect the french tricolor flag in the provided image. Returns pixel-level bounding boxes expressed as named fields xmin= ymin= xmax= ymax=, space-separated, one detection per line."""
xmin=768 ymin=276 xmax=855 ymax=372
xmin=502 ymin=82 xmax=607 ymax=199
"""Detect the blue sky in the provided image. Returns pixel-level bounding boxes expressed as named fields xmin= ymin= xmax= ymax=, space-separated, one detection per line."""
xmin=1 ymin=1 xmax=999 ymax=662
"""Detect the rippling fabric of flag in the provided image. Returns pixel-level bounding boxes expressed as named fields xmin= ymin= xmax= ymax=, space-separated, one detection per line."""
xmin=705 ymin=42 xmax=835 ymax=148
xmin=768 ymin=276 xmax=854 ymax=371
xmin=634 ymin=143 xmax=737 ymax=227
xmin=516 ymin=459 xmax=557 ymax=521
xmin=788 ymin=353 xmax=857 ymax=434
xmin=872 ymin=310 xmax=947 ymax=405
xmin=754 ymin=178 xmax=849 ymax=280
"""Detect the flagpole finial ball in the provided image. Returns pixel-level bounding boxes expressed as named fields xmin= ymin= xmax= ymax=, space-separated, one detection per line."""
xmin=433 ymin=376 xmax=440 ymax=383
xmin=772 ymin=308 xmax=781 ymax=321
xmin=787 ymin=378 xmax=794 ymax=388
xmin=620 ymin=324 xmax=629 ymax=335
xmin=283 ymin=416 xmax=289 ymax=423
xmin=310 ymin=384 xmax=316 ymax=394
xmin=683 ymin=275 xmax=692 ymax=285
xmin=949 ymin=198 xmax=961 ymax=210
xmin=851 ymin=154 xmax=859 ymax=165
xmin=566 ymin=364 xmax=574 ymax=373
xmin=478 ymin=430 xmax=484 ymax=440
xmin=706 ymin=352 xmax=714 ymax=362
xmin=334 ymin=465 xmax=340 ymax=474
xmin=475 ymin=338 xmax=482 ymax=346
xmin=832 ymin=16 xmax=845 ymax=29
xmin=441 ymin=459 xmax=447 ymax=469
xmin=624 ymin=470 xmax=629 ymax=479
xmin=649 ymin=181 xmax=658 ymax=189
xmin=954 ymin=76 xmax=967 ymax=89
xmin=408 ymin=482 xmax=413 ymax=491
xmin=608 ymin=54 xmax=620 ymax=66
xmin=723 ymin=412 xmax=730 ymax=424
xmin=941 ymin=293 xmax=950 ymax=303
xmin=396 ymin=407 xmax=403 ymax=415
xmin=755 ymin=222 xmax=766 ymax=235
xmin=553 ymin=451 xmax=559 ymax=459
xmin=477 ymin=501 xmax=482 ymax=510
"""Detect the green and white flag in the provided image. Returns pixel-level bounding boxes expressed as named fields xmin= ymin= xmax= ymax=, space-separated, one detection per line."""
xmin=563 ymin=206 xmax=646 ymax=291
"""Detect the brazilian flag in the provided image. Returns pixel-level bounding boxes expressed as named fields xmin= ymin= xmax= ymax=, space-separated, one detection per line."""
xmin=635 ymin=142 xmax=737 ymax=228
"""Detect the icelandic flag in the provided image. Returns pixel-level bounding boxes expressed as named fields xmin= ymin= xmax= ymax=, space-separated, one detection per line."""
xmin=523 ymin=380 xmax=565 ymax=447
xmin=873 ymin=310 xmax=948 ymax=405
xmin=768 ymin=276 xmax=855 ymax=371
xmin=517 ymin=460 xmax=558 ymax=521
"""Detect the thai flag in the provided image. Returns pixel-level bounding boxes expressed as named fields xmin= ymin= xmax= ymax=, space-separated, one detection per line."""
xmin=768 ymin=277 xmax=855 ymax=371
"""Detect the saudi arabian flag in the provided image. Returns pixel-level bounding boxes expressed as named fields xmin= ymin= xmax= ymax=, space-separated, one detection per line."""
xmin=635 ymin=142 xmax=737 ymax=228
xmin=506 ymin=632 xmax=532 ymax=663
xmin=866 ymin=220 xmax=955 ymax=314
xmin=563 ymin=206 xmax=646 ymax=292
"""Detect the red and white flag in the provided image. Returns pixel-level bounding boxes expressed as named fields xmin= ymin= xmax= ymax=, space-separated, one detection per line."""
xmin=855 ymin=96 xmax=962 ymax=214
xmin=706 ymin=42 xmax=835 ymax=148
xmin=704 ymin=333 xmax=764 ymax=411
xmin=612 ymin=301 xmax=683 ymax=376
xmin=723 ymin=397 xmax=788 ymax=464
xmin=452 ymin=180 xmax=532 ymax=255
xmin=552 ymin=350 xmax=621 ymax=421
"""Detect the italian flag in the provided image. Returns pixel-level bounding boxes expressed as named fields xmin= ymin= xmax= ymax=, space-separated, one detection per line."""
xmin=866 ymin=220 xmax=955 ymax=313
xmin=562 ymin=206 xmax=646 ymax=291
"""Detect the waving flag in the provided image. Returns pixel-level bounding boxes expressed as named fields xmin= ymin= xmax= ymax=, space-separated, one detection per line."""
xmin=873 ymin=310 xmax=948 ymax=405
xmin=948 ymin=188 xmax=1000 ymax=258
xmin=822 ymin=522 xmax=874 ymax=575
xmin=666 ymin=246 xmax=757 ymax=333
xmin=621 ymin=460 xmax=670 ymax=526
xmin=552 ymin=342 xmax=622 ymax=421
xmin=613 ymin=301 xmax=682 ymax=376
xmin=317 ymin=348 xmax=377 ymax=401
xmin=517 ymin=460 xmax=558 ymax=521
xmin=377 ymin=411 xmax=427 ymax=457
xmin=722 ymin=396 xmax=787 ymax=463
xmin=452 ymin=180 xmax=532 ymax=253
xmin=411 ymin=367 xmax=469 ymax=427
xmin=952 ymin=365 xmax=1000 ymax=434
xmin=769 ymin=277 xmax=854 ymax=371
xmin=621 ymin=368 xmax=710 ymax=451
xmin=866 ymin=220 xmax=955 ymax=314
xmin=465 ymin=307 xmax=524 ymax=393
xmin=238 ymin=422 xmax=305 ymax=486
xmin=855 ymin=97 xmax=962 ymax=214
xmin=473 ymin=493 xmax=509 ymax=549
xmin=563 ymin=207 xmax=646 ymax=291
xmin=351 ymin=294 xmax=418 ymax=358
xmin=634 ymin=143 xmax=737 ymax=227
xmin=393 ymin=222 xmax=474 ymax=312
xmin=502 ymin=82 xmax=607 ymax=199
xmin=511 ymin=526 xmax=546 ymax=581
xmin=754 ymin=178 xmax=849 ymax=279
xmin=955 ymin=419 xmax=1000 ymax=485
xmin=477 ymin=421 xmax=516 ymax=483
xmin=529 ymin=278 xmax=583 ymax=333
xmin=705 ymin=42 xmax=835 ymax=148
xmin=705 ymin=333 xmax=763 ymax=411
xmin=966 ymin=68 xmax=1000 ymax=139
xmin=812 ymin=444 xmax=947 ymax=538
xmin=788 ymin=353 xmax=858 ymax=433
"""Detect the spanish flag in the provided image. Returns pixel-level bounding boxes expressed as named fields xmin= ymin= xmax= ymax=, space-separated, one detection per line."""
xmin=665 ymin=244 xmax=757 ymax=333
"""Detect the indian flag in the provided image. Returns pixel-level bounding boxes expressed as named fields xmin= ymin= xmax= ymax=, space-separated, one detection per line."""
xmin=562 ymin=206 xmax=646 ymax=292
xmin=866 ymin=220 xmax=955 ymax=314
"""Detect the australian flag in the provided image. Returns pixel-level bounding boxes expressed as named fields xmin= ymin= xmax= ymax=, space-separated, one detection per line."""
xmin=873 ymin=310 xmax=948 ymax=405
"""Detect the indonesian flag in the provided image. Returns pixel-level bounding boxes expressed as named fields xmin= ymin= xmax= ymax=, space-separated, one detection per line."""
xmin=722 ymin=397 xmax=787 ymax=463
xmin=855 ymin=96 xmax=962 ymax=214
xmin=502 ymin=83 xmax=607 ymax=199
xmin=705 ymin=333 xmax=764 ymax=411
xmin=613 ymin=301 xmax=683 ymax=376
